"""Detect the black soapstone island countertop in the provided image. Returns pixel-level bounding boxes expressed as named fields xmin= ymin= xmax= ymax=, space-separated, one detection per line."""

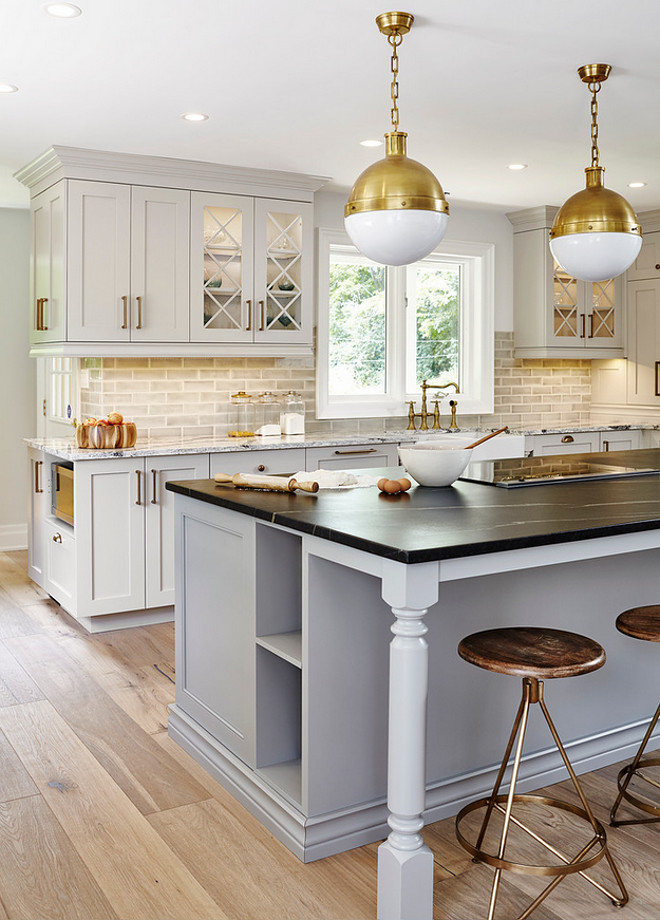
xmin=165 ymin=449 xmax=660 ymax=565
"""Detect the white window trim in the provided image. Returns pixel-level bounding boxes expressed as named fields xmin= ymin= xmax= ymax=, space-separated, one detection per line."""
xmin=316 ymin=229 xmax=494 ymax=420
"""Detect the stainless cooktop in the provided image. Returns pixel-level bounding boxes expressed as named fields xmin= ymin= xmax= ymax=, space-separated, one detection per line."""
xmin=460 ymin=456 xmax=660 ymax=488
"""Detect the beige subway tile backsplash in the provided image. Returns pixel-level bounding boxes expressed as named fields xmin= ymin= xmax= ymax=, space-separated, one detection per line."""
xmin=78 ymin=334 xmax=593 ymax=439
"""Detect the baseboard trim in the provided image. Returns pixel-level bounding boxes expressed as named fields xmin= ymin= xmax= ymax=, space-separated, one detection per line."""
xmin=0 ymin=524 xmax=27 ymax=552
xmin=169 ymin=704 xmax=660 ymax=862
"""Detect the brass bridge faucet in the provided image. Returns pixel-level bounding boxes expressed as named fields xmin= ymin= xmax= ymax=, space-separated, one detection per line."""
xmin=407 ymin=380 xmax=460 ymax=430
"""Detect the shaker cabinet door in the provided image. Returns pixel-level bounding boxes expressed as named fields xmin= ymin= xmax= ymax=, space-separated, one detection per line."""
xmin=67 ymin=180 xmax=132 ymax=342
xmin=75 ymin=458 xmax=146 ymax=616
xmin=130 ymin=186 xmax=190 ymax=342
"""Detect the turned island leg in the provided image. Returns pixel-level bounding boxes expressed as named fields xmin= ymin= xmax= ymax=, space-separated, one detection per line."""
xmin=378 ymin=561 xmax=439 ymax=920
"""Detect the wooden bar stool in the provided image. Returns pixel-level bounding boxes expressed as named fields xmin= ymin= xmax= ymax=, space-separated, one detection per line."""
xmin=455 ymin=626 xmax=628 ymax=920
xmin=610 ymin=605 xmax=660 ymax=827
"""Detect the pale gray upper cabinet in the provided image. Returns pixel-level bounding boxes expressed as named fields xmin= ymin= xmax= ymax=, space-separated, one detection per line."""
xmin=508 ymin=206 xmax=624 ymax=359
xmin=16 ymin=146 xmax=327 ymax=357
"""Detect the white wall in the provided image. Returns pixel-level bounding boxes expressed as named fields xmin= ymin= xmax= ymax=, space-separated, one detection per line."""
xmin=0 ymin=208 xmax=34 ymax=550
xmin=314 ymin=189 xmax=514 ymax=330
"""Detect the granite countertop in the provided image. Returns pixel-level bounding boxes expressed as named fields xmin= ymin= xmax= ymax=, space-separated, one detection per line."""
xmin=24 ymin=423 xmax=657 ymax=461
xmin=166 ymin=449 xmax=660 ymax=565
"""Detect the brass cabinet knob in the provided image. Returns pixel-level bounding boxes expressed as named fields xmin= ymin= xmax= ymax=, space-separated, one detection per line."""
xmin=52 ymin=532 xmax=62 ymax=543
xmin=561 ymin=434 xmax=575 ymax=443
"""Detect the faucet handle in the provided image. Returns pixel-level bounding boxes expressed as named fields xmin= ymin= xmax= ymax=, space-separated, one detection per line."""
xmin=407 ymin=400 xmax=417 ymax=430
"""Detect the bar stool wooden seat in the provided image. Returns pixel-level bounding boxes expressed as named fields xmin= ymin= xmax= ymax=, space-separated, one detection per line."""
xmin=455 ymin=626 xmax=628 ymax=920
xmin=610 ymin=605 xmax=660 ymax=827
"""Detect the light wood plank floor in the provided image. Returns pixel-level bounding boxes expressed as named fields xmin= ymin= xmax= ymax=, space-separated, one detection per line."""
xmin=1 ymin=549 xmax=659 ymax=919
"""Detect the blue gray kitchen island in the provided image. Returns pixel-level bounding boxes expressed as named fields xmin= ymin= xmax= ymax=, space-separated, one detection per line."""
xmin=167 ymin=449 xmax=660 ymax=920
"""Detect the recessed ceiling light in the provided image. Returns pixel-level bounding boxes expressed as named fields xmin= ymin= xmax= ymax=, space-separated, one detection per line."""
xmin=360 ymin=139 xmax=382 ymax=148
xmin=0 ymin=83 xmax=18 ymax=93
xmin=43 ymin=2 xmax=82 ymax=17
xmin=507 ymin=163 xmax=528 ymax=171
xmin=181 ymin=112 xmax=209 ymax=122
xmin=628 ymin=181 xmax=647 ymax=189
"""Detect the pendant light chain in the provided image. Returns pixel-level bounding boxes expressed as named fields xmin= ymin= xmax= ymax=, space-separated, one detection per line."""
xmin=589 ymin=79 xmax=602 ymax=168
xmin=388 ymin=31 xmax=403 ymax=131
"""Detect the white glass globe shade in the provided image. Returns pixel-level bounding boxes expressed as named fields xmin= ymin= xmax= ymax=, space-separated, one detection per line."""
xmin=550 ymin=231 xmax=642 ymax=283
xmin=344 ymin=209 xmax=449 ymax=266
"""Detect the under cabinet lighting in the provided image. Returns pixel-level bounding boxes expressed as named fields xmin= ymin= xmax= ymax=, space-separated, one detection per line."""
xmin=43 ymin=2 xmax=82 ymax=17
xmin=360 ymin=139 xmax=383 ymax=147
xmin=628 ymin=182 xmax=647 ymax=189
xmin=181 ymin=112 xmax=209 ymax=122
xmin=507 ymin=163 xmax=528 ymax=171
xmin=0 ymin=83 xmax=18 ymax=93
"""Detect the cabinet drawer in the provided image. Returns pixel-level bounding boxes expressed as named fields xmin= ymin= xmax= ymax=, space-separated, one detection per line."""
xmin=526 ymin=433 xmax=600 ymax=456
xmin=210 ymin=448 xmax=306 ymax=477
xmin=306 ymin=443 xmax=399 ymax=470
xmin=43 ymin=519 xmax=76 ymax=612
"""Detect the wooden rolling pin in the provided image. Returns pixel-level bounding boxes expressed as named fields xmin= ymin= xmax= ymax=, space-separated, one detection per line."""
xmin=214 ymin=472 xmax=319 ymax=493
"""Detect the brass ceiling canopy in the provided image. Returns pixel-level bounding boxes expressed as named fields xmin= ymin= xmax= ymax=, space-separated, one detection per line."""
xmin=549 ymin=63 xmax=641 ymax=282
xmin=344 ymin=11 xmax=449 ymax=266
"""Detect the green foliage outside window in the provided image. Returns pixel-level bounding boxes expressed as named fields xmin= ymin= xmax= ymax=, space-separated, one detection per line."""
xmin=328 ymin=260 xmax=460 ymax=394
xmin=328 ymin=263 xmax=386 ymax=394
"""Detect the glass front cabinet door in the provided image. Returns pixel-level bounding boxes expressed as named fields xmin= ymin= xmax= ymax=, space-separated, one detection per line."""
xmin=551 ymin=261 xmax=623 ymax=350
xmin=191 ymin=192 xmax=312 ymax=347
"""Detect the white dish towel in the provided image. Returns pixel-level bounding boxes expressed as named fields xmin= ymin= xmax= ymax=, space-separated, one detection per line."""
xmin=293 ymin=469 xmax=380 ymax=489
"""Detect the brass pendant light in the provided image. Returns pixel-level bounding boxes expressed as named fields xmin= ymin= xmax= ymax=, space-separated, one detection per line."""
xmin=549 ymin=64 xmax=642 ymax=283
xmin=344 ymin=11 xmax=449 ymax=266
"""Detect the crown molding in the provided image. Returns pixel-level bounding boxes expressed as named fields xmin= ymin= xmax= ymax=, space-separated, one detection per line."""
xmin=14 ymin=146 xmax=329 ymax=200
xmin=506 ymin=205 xmax=559 ymax=233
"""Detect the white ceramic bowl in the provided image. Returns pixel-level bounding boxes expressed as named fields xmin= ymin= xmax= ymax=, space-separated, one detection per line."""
xmin=398 ymin=443 xmax=473 ymax=487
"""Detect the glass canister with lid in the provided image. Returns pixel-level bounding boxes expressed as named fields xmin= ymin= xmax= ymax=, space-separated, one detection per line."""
xmin=228 ymin=391 xmax=255 ymax=437
xmin=255 ymin=392 xmax=282 ymax=437
xmin=280 ymin=391 xmax=305 ymax=435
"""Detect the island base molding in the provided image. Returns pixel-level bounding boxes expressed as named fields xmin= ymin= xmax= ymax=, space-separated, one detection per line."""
xmin=72 ymin=605 xmax=173 ymax=634
xmin=168 ymin=703 xmax=659 ymax=862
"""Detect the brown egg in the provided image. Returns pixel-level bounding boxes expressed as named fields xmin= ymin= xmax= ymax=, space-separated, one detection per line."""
xmin=398 ymin=478 xmax=412 ymax=491
xmin=377 ymin=478 xmax=389 ymax=491
xmin=383 ymin=479 xmax=402 ymax=493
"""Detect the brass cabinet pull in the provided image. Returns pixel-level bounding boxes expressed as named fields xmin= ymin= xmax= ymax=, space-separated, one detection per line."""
xmin=41 ymin=297 xmax=48 ymax=330
xmin=121 ymin=295 xmax=128 ymax=329
xmin=259 ymin=300 xmax=265 ymax=331
xmin=655 ymin=362 xmax=660 ymax=397
xmin=35 ymin=298 xmax=41 ymax=331
xmin=580 ymin=314 xmax=586 ymax=338
xmin=602 ymin=439 xmax=610 ymax=451
xmin=136 ymin=295 xmax=143 ymax=329
xmin=34 ymin=460 xmax=43 ymax=494
xmin=334 ymin=448 xmax=377 ymax=455
xmin=36 ymin=298 xmax=45 ymax=331
xmin=246 ymin=299 xmax=252 ymax=331
xmin=151 ymin=468 xmax=158 ymax=504
xmin=135 ymin=469 xmax=142 ymax=505
xmin=52 ymin=532 xmax=62 ymax=544
xmin=561 ymin=435 xmax=574 ymax=443
xmin=589 ymin=312 xmax=594 ymax=338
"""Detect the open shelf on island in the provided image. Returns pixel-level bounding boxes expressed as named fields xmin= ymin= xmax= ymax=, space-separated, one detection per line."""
xmin=256 ymin=631 xmax=302 ymax=668
xmin=258 ymin=758 xmax=302 ymax=807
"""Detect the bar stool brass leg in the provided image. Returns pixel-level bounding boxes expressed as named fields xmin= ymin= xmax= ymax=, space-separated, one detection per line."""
xmin=474 ymin=691 xmax=529 ymax=852
xmin=486 ymin=679 xmax=534 ymax=920
xmin=611 ymin=697 xmax=660 ymax=827
xmin=537 ymin=694 xmax=629 ymax=908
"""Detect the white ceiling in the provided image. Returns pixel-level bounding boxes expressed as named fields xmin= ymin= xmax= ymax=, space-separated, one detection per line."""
xmin=2 ymin=0 xmax=660 ymax=217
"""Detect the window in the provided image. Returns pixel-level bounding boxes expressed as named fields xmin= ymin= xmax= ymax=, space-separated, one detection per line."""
xmin=317 ymin=229 xmax=494 ymax=419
